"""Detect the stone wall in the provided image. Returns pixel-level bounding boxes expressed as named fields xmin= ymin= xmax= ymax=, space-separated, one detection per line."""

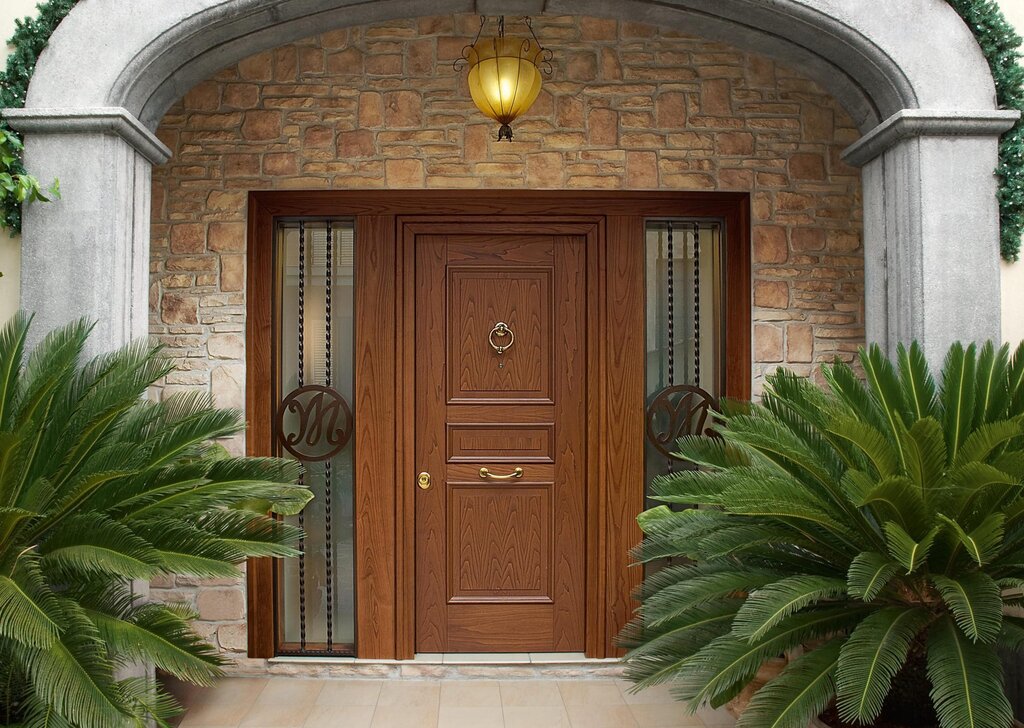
xmin=148 ymin=13 xmax=863 ymax=657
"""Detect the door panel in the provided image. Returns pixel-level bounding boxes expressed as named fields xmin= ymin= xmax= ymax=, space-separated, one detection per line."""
xmin=415 ymin=229 xmax=587 ymax=653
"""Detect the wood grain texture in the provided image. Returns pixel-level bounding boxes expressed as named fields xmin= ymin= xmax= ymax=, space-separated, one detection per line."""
xmin=414 ymin=233 xmax=449 ymax=653
xmin=447 ymin=266 xmax=552 ymax=402
xmin=603 ymin=216 xmax=646 ymax=658
xmin=448 ymin=483 xmax=551 ymax=598
xmin=245 ymin=193 xmax=275 ymax=659
xmin=413 ymin=225 xmax=587 ymax=653
xmin=353 ymin=214 xmax=397 ymax=658
xmin=447 ymin=423 xmax=555 ymax=463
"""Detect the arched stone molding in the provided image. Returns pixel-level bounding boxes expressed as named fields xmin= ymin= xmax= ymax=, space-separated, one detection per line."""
xmin=3 ymin=0 xmax=1020 ymax=363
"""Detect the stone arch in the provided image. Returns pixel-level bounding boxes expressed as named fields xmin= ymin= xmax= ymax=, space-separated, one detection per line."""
xmin=3 ymin=0 xmax=1019 ymax=361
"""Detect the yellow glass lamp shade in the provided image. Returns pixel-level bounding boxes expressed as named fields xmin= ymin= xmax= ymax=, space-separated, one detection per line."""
xmin=466 ymin=36 xmax=545 ymax=141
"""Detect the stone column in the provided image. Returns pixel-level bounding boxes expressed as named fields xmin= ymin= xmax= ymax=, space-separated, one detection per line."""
xmin=4 ymin=108 xmax=170 ymax=353
xmin=845 ymin=110 xmax=1020 ymax=364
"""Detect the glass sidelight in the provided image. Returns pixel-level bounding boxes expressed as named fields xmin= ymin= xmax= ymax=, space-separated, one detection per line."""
xmin=275 ymin=219 xmax=356 ymax=655
xmin=643 ymin=220 xmax=723 ymax=522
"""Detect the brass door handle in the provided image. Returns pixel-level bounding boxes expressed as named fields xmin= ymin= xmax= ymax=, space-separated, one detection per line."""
xmin=479 ymin=467 xmax=524 ymax=480
xmin=417 ymin=472 xmax=432 ymax=490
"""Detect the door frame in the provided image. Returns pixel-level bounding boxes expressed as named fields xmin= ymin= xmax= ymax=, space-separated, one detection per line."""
xmin=246 ymin=190 xmax=752 ymax=660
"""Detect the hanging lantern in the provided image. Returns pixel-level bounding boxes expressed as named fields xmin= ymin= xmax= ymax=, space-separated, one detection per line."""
xmin=456 ymin=16 xmax=552 ymax=141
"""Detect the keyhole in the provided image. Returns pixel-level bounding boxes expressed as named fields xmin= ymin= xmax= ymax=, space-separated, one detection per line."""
xmin=498 ymin=361 xmax=505 ymax=369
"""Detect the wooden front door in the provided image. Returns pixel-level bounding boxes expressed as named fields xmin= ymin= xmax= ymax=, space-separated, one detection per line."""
xmin=413 ymin=224 xmax=587 ymax=653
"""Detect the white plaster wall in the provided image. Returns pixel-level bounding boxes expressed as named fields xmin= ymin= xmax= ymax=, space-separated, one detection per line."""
xmin=0 ymin=0 xmax=36 ymax=321
xmin=1001 ymin=0 xmax=1024 ymax=345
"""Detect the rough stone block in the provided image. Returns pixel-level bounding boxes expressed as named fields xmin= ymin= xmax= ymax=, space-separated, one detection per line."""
xmin=161 ymin=294 xmax=199 ymax=324
xmin=754 ymin=281 xmax=790 ymax=309
xmin=754 ymin=227 xmax=788 ymax=263
xmin=196 ymin=587 xmax=245 ymax=621
xmin=208 ymin=222 xmax=246 ymax=253
xmin=241 ymin=110 xmax=282 ymax=140
xmin=170 ymin=224 xmax=205 ymax=254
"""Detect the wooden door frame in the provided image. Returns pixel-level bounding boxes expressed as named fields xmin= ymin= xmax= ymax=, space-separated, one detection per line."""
xmin=246 ymin=190 xmax=751 ymax=660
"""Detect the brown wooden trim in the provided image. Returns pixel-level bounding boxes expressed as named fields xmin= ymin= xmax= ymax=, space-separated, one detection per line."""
xmin=354 ymin=214 xmax=397 ymax=657
xmin=603 ymin=216 xmax=647 ymax=657
xmin=397 ymin=218 xmax=416 ymax=659
xmin=244 ymin=191 xmax=753 ymax=659
xmin=585 ymin=217 xmax=607 ymax=658
xmin=249 ymin=190 xmax=749 ymax=219
xmin=246 ymin=193 xmax=276 ymax=658
xmin=723 ymin=197 xmax=753 ymax=401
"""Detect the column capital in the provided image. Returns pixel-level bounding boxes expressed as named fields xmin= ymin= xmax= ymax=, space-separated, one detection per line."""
xmin=3 ymin=106 xmax=171 ymax=165
xmin=842 ymin=108 xmax=1019 ymax=167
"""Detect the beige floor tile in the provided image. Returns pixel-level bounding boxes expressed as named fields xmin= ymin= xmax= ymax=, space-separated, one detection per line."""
xmin=557 ymin=681 xmax=626 ymax=706
xmin=566 ymin=704 xmax=639 ymax=728
xmin=371 ymin=704 xmax=439 ymax=728
xmin=503 ymin=706 xmax=571 ymax=728
xmin=698 ymin=707 xmax=737 ymax=727
xmin=239 ymin=701 xmax=315 ymax=727
xmin=499 ymin=680 xmax=564 ymax=707
xmin=438 ymin=705 xmax=505 ymax=727
xmin=616 ymin=680 xmax=678 ymax=705
xmin=179 ymin=679 xmax=268 ymax=727
xmin=303 ymin=705 xmax=375 ymax=728
xmin=630 ymin=703 xmax=705 ymax=727
xmin=377 ymin=680 xmax=442 ymax=708
xmin=254 ymin=677 xmax=323 ymax=706
xmin=179 ymin=709 xmax=246 ymax=728
xmin=316 ymin=680 xmax=383 ymax=706
xmin=440 ymin=680 xmax=501 ymax=707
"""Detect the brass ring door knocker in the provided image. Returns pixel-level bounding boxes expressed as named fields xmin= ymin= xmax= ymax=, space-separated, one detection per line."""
xmin=488 ymin=321 xmax=515 ymax=355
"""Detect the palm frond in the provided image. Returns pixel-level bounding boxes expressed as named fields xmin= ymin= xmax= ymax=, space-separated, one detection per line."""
xmin=937 ymin=513 xmax=1004 ymax=568
xmin=973 ymin=341 xmax=1010 ymax=427
xmin=897 ymin=342 xmax=938 ymax=422
xmin=931 ymin=573 xmax=1003 ymax=643
xmin=847 ymin=552 xmax=901 ymax=601
xmin=731 ymin=575 xmax=847 ymax=643
xmin=884 ymin=523 xmax=939 ymax=574
xmin=26 ymin=606 xmax=132 ymax=727
xmin=835 ymin=607 xmax=932 ymax=723
xmin=941 ymin=342 xmax=978 ymax=465
xmin=681 ymin=608 xmax=866 ymax=706
xmin=735 ymin=637 xmax=844 ymax=728
xmin=927 ymin=614 xmax=1012 ymax=728
xmin=88 ymin=603 xmax=226 ymax=686
xmin=861 ymin=344 xmax=911 ymax=461
xmin=0 ymin=311 xmax=30 ymax=431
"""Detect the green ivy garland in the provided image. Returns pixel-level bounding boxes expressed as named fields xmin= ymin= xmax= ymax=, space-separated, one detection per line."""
xmin=0 ymin=0 xmax=75 ymax=234
xmin=0 ymin=0 xmax=1023 ymax=259
xmin=946 ymin=0 xmax=1024 ymax=260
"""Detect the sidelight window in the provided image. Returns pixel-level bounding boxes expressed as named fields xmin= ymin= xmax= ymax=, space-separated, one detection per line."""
xmin=275 ymin=219 xmax=356 ymax=655
xmin=643 ymin=220 xmax=724 ymax=511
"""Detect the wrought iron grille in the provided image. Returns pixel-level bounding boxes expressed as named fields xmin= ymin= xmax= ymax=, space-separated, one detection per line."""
xmin=643 ymin=220 xmax=724 ymax=569
xmin=274 ymin=219 xmax=356 ymax=656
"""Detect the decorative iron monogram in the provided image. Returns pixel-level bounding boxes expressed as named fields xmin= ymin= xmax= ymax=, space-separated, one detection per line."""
xmin=276 ymin=384 xmax=353 ymax=462
xmin=645 ymin=384 xmax=718 ymax=460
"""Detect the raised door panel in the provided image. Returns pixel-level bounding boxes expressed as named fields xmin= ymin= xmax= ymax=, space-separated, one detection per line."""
xmin=447 ymin=482 xmax=552 ymax=601
xmin=447 ymin=267 xmax=553 ymax=402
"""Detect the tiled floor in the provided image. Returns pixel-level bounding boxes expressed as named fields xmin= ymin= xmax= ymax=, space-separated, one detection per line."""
xmin=171 ymin=676 xmax=738 ymax=728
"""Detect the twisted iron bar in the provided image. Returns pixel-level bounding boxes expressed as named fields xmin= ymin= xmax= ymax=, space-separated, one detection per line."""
xmin=324 ymin=220 xmax=334 ymax=651
xmin=297 ymin=221 xmax=307 ymax=652
xmin=693 ymin=222 xmax=701 ymax=388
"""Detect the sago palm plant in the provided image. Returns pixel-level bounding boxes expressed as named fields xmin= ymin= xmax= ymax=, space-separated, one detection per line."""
xmin=625 ymin=340 xmax=1024 ymax=728
xmin=0 ymin=313 xmax=310 ymax=727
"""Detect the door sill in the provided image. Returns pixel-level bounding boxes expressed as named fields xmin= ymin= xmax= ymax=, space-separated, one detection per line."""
xmin=268 ymin=652 xmax=618 ymax=665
